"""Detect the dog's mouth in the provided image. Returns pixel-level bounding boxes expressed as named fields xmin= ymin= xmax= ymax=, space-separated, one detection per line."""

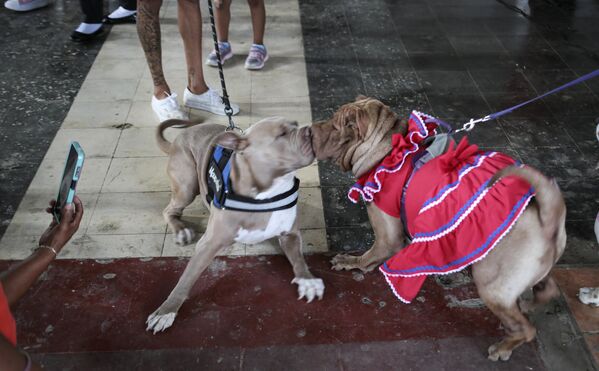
xmin=299 ymin=126 xmax=315 ymax=159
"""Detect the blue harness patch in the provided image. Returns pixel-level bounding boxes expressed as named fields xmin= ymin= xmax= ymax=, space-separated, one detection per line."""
xmin=206 ymin=145 xmax=300 ymax=212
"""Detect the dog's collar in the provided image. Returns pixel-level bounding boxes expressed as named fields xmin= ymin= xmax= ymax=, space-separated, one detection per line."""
xmin=206 ymin=146 xmax=300 ymax=212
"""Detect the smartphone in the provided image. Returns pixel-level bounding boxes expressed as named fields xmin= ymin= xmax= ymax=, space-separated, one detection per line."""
xmin=53 ymin=141 xmax=85 ymax=223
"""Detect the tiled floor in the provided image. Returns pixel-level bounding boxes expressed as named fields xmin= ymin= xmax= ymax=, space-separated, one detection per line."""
xmin=0 ymin=0 xmax=326 ymax=259
xmin=1 ymin=0 xmax=599 ymax=369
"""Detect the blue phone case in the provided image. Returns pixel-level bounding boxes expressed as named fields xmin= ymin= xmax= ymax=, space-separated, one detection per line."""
xmin=53 ymin=141 xmax=85 ymax=222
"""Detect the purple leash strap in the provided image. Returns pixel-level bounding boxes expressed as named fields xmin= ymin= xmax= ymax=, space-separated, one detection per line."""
xmin=436 ymin=69 xmax=599 ymax=133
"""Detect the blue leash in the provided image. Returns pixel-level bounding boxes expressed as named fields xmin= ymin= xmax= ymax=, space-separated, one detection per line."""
xmin=433 ymin=69 xmax=599 ymax=133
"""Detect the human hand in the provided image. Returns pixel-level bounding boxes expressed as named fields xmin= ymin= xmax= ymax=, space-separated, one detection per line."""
xmin=38 ymin=196 xmax=84 ymax=254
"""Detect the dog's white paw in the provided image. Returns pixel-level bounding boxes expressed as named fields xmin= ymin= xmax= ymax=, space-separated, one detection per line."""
xmin=487 ymin=343 xmax=512 ymax=362
xmin=579 ymin=287 xmax=599 ymax=306
xmin=146 ymin=311 xmax=177 ymax=334
xmin=292 ymin=277 xmax=324 ymax=303
xmin=174 ymin=228 xmax=195 ymax=246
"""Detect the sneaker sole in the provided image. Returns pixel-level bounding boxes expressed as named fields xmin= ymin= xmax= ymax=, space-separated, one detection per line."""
xmin=245 ymin=54 xmax=269 ymax=70
xmin=5 ymin=0 xmax=48 ymax=11
xmin=206 ymin=50 xmax=234 ymax=67
xmin=152 ymin=105 xmax=189 ymax=123
xmin=183 ymin=100 xmax=240 ymax=116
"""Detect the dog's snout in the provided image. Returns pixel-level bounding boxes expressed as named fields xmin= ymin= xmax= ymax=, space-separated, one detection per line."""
xmin=298 ymin=125 xmax=312 ymax=139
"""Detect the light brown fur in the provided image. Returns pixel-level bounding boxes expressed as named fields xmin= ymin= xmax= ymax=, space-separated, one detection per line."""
xmin=147 ymin=117 xmax=323 ymax=334
xmin=311 ymin=97 xmax=567 ymax=361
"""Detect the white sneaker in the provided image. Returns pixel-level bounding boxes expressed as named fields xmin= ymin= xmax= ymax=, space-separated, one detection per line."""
xmin=183 ymin=88 xmax=240 ymax=116
xmin=151 ymin=93 xmax=188 ymax=122
xmin=4 ymin=0 xmax=49 ymax=11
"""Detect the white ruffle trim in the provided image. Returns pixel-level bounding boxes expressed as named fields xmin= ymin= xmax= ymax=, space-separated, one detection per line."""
xmin=380 ymin=192 xmax=534 ymax=280
xmin=348 ymin=111 xmax=437 ymax=204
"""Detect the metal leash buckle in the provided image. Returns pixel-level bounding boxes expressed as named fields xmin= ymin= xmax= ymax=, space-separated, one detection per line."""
xmin=224 ymin=114 xmax=243 ymax=133
xmin=454 ymin=115 xmax=491 ymax=133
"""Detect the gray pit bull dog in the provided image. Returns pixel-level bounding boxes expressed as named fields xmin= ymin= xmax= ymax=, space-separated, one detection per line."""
xmin=146 ymin=117 xmax=324 ymax=334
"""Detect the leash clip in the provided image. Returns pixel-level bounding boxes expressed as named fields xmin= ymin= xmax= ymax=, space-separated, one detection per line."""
xmin=455 ymin=115 xmax=491 ymax=133
xmin=225 ymin=117 xmax=244 ymax=133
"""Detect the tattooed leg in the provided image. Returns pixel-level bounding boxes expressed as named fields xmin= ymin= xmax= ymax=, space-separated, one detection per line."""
xmin=137 ymin=0 xmax=170 ymax=99
xmin=178 ymin=0 xmax=208 ymax=95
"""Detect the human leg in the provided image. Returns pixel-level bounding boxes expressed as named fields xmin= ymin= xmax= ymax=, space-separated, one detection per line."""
xmin=247 ymin=0 xmax=264 ymax=45
xmin=179 ymin=0 xmax=239 ymax=115
xmin=177 ymin=0 xmax=209 ymax=95
xmin=244 ymin=0 xmax=268 ymax=70
xmin=137 ymin=0 xmax=169 ymax=98
xmin=205 ymin=0 xmax=234 ymax=67
xmin=138 ymin=0 xmax=188 ymax=121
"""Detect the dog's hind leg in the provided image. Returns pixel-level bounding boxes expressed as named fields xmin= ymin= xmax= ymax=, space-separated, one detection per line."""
xmin=146 ymin=226 xmax=231 ymax=334
xmin=483 ymin=300 xmax=537 ymax=362
xmin=164 ymin=185 xmax=198 ymax=245
xmin=279 ymin=228 xmax=324 ymax=303
xmin=331 ymin=203 xmax=405 ymax=273
xmin=164 ymin=159 xmax=200 ymax=245
xmin=518 ymin=275 xmax=560 ymax=314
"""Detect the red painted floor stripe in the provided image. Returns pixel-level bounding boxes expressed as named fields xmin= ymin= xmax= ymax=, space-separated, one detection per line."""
xmin=1 ymin=256 xmax=501 ymax=353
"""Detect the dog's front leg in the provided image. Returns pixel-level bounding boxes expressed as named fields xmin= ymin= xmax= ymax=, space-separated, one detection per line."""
xmin=146 ymin=231 xmax=231 ymax=334
xmin=331 ymin=203 xmax=405 ymax=272
xmin=279 ymin=229 xmax=324 ymax=303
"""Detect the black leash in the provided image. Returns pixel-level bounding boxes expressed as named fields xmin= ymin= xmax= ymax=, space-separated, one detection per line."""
xmin=206 ymin=0 xmax=238 ymax=131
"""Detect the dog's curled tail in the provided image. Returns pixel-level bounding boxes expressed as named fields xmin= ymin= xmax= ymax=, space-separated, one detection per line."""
xmin=490 ymin=165 xmax=566 ymax=243
xmin=155 ymin=119 xmax=194 ymax=154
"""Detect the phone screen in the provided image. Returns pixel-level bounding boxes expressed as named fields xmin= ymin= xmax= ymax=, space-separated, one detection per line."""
xmin=54 ymin=144 xmax=82 ymax=222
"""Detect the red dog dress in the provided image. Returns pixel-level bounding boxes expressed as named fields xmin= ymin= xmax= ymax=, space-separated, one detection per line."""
xmin=349 ymin=111 xmax=535 ymax=303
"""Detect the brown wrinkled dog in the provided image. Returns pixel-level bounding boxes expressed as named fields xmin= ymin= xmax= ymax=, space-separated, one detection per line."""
xmin=311 ymin=96 xmax=567 ymax=361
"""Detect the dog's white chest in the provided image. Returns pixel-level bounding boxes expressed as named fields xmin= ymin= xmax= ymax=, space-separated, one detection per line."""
xmin=235 ymin=207 xmax=297 ymax=244
xmin=234 ymin=173 xmax=298 ymax=245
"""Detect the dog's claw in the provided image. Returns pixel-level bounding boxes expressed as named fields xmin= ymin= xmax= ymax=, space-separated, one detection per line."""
xmin=488 ymin=342 xmax=512 ymax=362
xmin=292 ymin=277 xmax=325 ymax=303
xmin=146 ymin=311 xmax=177 ymax=334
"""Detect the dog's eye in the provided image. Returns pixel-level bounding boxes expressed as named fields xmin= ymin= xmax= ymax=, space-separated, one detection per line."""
xmin=278 ymin=130 xmax=287 ymax=138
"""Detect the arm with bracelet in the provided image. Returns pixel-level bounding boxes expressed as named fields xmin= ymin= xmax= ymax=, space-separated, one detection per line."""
xmin=0 ymin=142 xmax=85 ymax=370
xmin=0 ymin=197 xmax=83 ymax=370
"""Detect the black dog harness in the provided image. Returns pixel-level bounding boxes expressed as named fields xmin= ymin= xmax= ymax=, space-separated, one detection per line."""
xmin=206 ymin=146 xmax=300 ymax=212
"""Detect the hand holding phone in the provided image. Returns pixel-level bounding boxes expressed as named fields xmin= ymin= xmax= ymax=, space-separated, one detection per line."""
xmin=40 ymin=197 xmax=84 ymax=253
xmin=53 ymin=142 xmax=85 ymax=223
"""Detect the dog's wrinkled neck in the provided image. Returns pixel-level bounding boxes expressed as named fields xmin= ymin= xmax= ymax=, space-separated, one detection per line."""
xmin=343 ymin=116 xmax=406 ymax=178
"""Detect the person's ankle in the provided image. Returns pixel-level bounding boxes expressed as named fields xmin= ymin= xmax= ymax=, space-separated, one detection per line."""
xmin=154 ymin=89 xmax=171 ymax=100
xmin=187 ymin=86 xmax=208 ymax=95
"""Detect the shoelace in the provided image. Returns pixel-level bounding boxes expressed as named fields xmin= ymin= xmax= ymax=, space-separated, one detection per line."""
xmin=207 ymin=89 xmax=224 ymax=105
xmin=248 ymin=48 xmax=265 ymax=61
xmin=213 ymin=43 xmax=230 ymax=57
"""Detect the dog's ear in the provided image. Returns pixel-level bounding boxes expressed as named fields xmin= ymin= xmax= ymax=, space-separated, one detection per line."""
xmin=215 ymin=131 xmax=249 ymax=151
xmin=355 ymin=94 xmax=368 ymax=102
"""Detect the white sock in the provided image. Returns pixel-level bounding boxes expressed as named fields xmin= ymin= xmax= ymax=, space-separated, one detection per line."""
xmin=75 ymin=23 xmax=102 ymax=34
xmin=108 ymin=6 xmax=136 ymax=19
